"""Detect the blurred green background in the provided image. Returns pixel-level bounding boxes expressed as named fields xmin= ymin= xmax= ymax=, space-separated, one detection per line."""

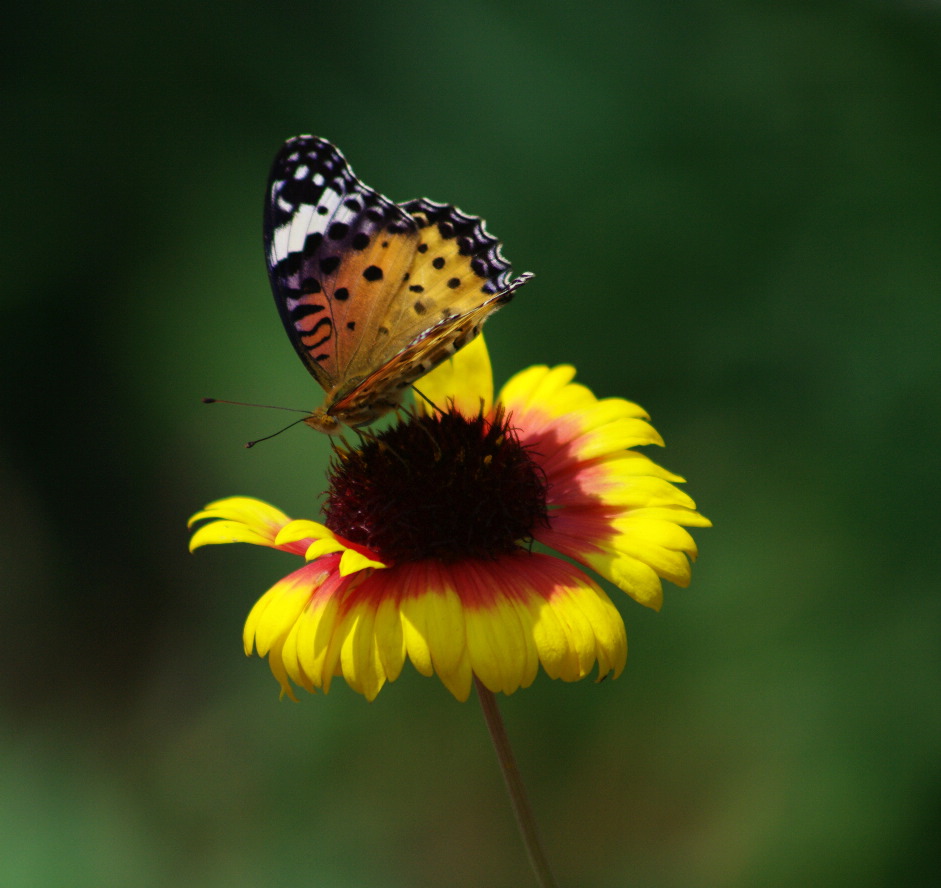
xmin=3 ymin=2 xmax=939 ymax=886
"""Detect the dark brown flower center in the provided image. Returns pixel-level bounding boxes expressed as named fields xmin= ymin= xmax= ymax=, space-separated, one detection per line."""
xmin=324 ymin=408 xmax=548 ymax=563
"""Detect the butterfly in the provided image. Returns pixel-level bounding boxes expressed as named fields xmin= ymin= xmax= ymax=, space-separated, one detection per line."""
xmin=263 ymin=135 xmax=532 ymax=434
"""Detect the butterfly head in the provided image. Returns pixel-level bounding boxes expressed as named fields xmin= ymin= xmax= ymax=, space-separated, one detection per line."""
xmin=304 ymin=407 xmax=343 ymax=435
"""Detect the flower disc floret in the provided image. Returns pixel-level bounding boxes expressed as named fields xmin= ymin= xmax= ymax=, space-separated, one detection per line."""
xmin=325 ymin=407 xmax=548 ymax=564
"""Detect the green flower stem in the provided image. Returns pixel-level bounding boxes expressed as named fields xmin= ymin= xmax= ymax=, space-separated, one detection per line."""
xmin=475 ymin=677 xmax=560 ymax=888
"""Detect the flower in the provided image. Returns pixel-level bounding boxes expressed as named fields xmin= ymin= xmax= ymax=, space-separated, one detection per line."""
xmin=189 ymin=337 xmax=710 ymax=701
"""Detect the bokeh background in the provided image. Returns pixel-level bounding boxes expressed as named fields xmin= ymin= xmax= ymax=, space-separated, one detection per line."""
xmin=3 ymin=2 xmax=939 ymax=886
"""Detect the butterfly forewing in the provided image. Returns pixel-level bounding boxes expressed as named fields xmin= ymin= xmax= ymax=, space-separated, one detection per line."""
xmin=264 ymin=137 xmax=420 ymax=393
xmin=264 ymin=135 xmax=532 ymax=429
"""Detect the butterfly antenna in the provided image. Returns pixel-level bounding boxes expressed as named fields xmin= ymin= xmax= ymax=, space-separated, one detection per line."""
xmin=202 ymin=397 xmax=309 ymax=414
xmin=244 ymin=417 xmax=311 ymax=448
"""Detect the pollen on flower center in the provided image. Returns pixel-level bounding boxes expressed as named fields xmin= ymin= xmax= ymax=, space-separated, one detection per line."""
xmin=324 ymin=408 xmax=549 ymax=563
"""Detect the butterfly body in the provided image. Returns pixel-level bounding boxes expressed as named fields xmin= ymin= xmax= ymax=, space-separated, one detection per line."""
xmin=264 ymin=136 xmax=531 ymax=433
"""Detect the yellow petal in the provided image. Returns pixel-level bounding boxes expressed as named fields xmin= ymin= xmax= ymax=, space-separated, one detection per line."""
xmin=305 ymin=538 xmax=347 ymax=560
xmin=626 ymin=506 xmax=713 ymax=528
xmin=265 ymin=635 xmax=300 ymax=701
xmin=189 ymin=497 xmax=292 ymax=551
xmin=466 ymin=597 xmax=529 ymax=694
xmin=527 ymin=595 xmax=573 ymax=681
xmin=338 ymin=604 xmax=386 ymax=701
xmin=188 ymin=496 xmax=291 ymax=531
xmin=276 ymin=519 xmax=336 ymax=547
xmin=559 ymin=580 xmax=627 ymax=679
xmin=244 ymin=571 xmax=313 ymax=656
xmin=294 ymin=594 xmax=340 ymax=692
xmin=338 ymin=547 xmax=387 ymax=575
xmin=279 ymin=617 xmax=315 ymax=696
xmin=497 ymin=364 xmax=573 ymax=413
xmin=417 ymin=333 xmax=493 ymax=417
xmin=400 ymin=592 xmax=434 ymax=678
xmin=572 ymin=417 xmax=665 ymax=460
xmin=547 ymin=589 xmax=597 ymax=681
xmin=503 ymin=594 xmax=540 ymax=690
xmin=419 ymin=570 xmax=469 ymax=678
xmin=189 ymin=520 xmax=278 ymax=552
xmin=374 ymin=592 xmax=407 ymax=684
xmin=588 ymin=551 xmax=665 ymax=610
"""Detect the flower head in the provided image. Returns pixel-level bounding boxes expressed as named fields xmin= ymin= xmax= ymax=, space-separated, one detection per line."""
xmin=189 ymin=337 xmax=710 ymax=701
